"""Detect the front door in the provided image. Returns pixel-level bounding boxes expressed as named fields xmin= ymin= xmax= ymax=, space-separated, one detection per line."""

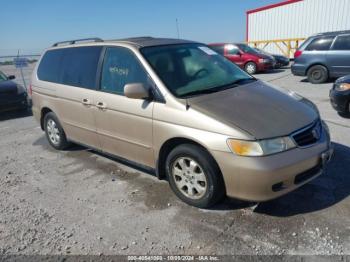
xmin=225 ymin=44 xmax=244 ymax=68
xmin=327 ymin=34 xmax=350 ymax=77
xmin=94 ymin=47 xmax=154 ymax=167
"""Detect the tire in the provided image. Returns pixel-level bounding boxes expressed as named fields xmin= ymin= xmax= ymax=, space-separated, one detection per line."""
xmin=307 ymin=65 xmax=328 ymax=84
xmin=165 ymin=144 xmax=225 ymax=208
xmin=244 ymin=62 xmax=257 ymax=75
xmin=44 ymin=112 xmax=70 ymax=150
xmin=338 ymin=102 xmax=350 ymax=118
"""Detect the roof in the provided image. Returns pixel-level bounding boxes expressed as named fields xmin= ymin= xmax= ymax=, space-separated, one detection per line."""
xmin=51 ymin=37 xmax=196 ymax=49
xmin=312 ymin=30 xmax=350 ymax=37
xmin=111 ymin=37 xmax=196 ymax=47
xmin=246 ymin=0 xmax=303 ymax=15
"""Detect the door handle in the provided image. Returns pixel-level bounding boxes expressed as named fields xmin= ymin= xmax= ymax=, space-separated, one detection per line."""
xmin=82 ymin=98 xmax=91 ymax=105
xmin=96 ymin=101 xmax=107 ymax=109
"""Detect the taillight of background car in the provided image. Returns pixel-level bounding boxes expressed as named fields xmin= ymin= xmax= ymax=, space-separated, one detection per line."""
xmin=294 ymin=50 xmax=303 ymax=59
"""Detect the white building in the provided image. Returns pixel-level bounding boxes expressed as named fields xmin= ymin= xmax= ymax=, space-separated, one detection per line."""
xmin=246 ymin=0 xmax=350 ymax=56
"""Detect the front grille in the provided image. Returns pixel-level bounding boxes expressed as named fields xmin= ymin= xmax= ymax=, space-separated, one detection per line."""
xmin=292 ymin=121 xmax=322 ymax=147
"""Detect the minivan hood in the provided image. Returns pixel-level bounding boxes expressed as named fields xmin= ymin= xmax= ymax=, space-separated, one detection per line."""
xmin=187 ymin=80 xmax=318 ymax=139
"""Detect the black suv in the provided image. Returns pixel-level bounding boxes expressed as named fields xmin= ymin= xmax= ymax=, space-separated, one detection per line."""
xmin=0 ymin=71 xmax=28 ymax=112
xmin=292 ymin=30 xmax=350 ymax=84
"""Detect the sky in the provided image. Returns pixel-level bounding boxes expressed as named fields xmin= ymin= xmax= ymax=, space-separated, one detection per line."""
xmin=1 ymin=0 xmax=281 ymax=56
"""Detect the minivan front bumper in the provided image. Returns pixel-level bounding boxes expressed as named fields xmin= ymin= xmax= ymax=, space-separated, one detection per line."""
xmin=211 ymin=126 xmax=332 ymax=202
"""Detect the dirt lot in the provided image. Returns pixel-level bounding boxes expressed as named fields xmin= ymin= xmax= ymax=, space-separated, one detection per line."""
xmin=0 ymin=65 xmax=349 ymax=256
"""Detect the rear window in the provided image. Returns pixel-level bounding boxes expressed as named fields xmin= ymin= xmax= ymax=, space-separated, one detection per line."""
xmin=37 ymin=46 xmax=102 ymax=89
xmin=332 ymin=35 xmax=350 ymax=51
xmin=305 ymin=36 xmax=335 ymax=51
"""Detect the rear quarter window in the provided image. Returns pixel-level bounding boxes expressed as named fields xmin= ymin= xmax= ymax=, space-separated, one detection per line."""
xmin=37 ymin=46 xmax=102 ymax=89
xmin=37 ymin=49 xmax=64 ymax=83
xmin=305 ymin=36 xmax=335 ymax=51
xmin=332 ymin=35 xmax=350 ymax=51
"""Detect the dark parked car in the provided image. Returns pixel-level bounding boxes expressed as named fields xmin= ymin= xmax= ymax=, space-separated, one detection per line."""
xmin=292 ymin=30 xmax=350 ymax=84
xmin=0 ymin=71 xmax=28 ymax=112
xmin=254 ymin=48 xmax=289 ymax=68
xmin=330 ymin=75 xmax=350 ymax=117
xmin=209 ymin=43 xmax=275 ymax=74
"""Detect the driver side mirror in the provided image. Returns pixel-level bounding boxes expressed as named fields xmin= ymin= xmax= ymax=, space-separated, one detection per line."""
xmin=124 ymin=83 xmax=150 ymax=100
xmin=8 ymin=75 xmax=15 ymax=80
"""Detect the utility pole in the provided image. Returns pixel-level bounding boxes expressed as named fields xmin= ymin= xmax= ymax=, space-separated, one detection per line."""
xmin=176 ymin=18 xmax=180 ymax=39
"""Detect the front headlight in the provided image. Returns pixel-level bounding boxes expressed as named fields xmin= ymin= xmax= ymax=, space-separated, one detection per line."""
xmin=335 ymin=83 xmax=350 ymax=92
xmin=227 ymin=137 xmax=296 ymax=156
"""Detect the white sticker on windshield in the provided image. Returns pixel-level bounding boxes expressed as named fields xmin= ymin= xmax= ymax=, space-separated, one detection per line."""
xmin=198 ymin=46 xmax=218 ymax=55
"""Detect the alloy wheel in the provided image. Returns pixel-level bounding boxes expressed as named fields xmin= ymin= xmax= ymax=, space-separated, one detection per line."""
xmin=46 ymin=119 xmax=60 ymax=145
xmin=171 ymin=157 xmax=207 ymax=200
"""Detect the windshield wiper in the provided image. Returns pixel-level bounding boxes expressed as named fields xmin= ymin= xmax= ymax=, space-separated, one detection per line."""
xmin=229 ymin=78 xmax=257 ymax=85
xmin=179 ymin=78 xmax=256 ymax=98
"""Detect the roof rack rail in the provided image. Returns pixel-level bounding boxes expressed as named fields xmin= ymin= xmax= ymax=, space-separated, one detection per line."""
xmin=314 ymin=30 xmax=350 ymax=36
xmin=52 ymin=38 xmax=103 ymax=47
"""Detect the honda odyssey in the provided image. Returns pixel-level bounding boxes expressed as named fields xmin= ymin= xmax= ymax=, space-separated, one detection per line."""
xmin=31 ymin=37 xmax=333 ymax=208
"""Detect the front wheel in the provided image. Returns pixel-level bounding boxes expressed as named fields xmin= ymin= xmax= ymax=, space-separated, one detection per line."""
xmin=44 ymin=112 xmax=70 ymax=150
xmin=166 ymin=144 xmax=225 ymax=208
xmin=245 ymin=62 xmax=257 ymax=74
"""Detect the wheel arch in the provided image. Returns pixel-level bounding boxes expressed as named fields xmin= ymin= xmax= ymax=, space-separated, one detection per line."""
xmin=40 ymin=107 xmax=53 ymax=130
xmin=156 ymin=137 xmax=223 ymax=183
xmin=306 ymin=63 xmax=330 ymax=75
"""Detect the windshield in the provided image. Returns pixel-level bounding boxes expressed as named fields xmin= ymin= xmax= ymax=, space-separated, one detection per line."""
xmin=236 ymin=44 xmax=261 ymax=55
xmin=0 ymin=71 xmax=7 ymax=82
xmin=141 ymin=44 xmax=254 ymax=98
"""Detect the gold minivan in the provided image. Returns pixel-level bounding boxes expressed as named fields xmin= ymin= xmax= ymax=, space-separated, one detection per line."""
xmin=31 ymin=37 xmax=333 ymax=208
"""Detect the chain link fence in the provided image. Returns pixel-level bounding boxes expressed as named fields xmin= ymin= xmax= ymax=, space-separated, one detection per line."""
xmin=0 ymin=54 xmax=41 ymax=92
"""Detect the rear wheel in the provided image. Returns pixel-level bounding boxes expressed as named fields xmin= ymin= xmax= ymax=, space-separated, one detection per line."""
xmin=307 ymin=65 xmax=328 ymax=84
xmin=44 ymin=112 xmax=70 ymax=150
xmin=166 ymin=144 xmax=225 ymax=208
xmin=245 ymin=62 xmax=257 ymax=74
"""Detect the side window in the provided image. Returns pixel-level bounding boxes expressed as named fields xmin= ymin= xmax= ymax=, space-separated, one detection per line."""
xmin=60 ymin=46 xmax=102 ymax=89
xmin=332 ymin=35 xmax=350 ymax=51
xmin=209 ymin=46 xmax=224 ymax=55
xmin=37 ymin=49 xmax=64 ymax=83
xmin=100 ymin=47 xmax=149 ymax=95
xmin=37 ymin=46 xmax=102 ymax=89
xmin=226 ymin=45 xmax=240 ymax=55
xmin=305 ymin=36 xmax=335 ymax=51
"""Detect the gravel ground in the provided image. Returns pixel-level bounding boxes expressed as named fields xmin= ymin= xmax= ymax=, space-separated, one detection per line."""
xmin=0 ymin=65 xmax=349 ymax=256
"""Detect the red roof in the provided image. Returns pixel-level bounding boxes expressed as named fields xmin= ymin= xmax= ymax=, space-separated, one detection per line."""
xmin=246 ymin=0 xmax=303 ymax=15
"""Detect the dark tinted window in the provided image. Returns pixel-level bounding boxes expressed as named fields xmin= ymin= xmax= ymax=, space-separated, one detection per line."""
xmin=332 ymin=35 xmax=350 ymax=50
xmin=37 ymin=46 xmax=102 ymax=89
xmin=37 ymin=49 xmax=64 ymax=83
xmin=100 ymin=47 xmax=149 ymax=95
xmin=209 ymin=45 xmax=224 ymax=55
xmin=305 ymin=36 xmax=335 ymax=51
xmin=60 ymin=47 xmax=102 ymax=89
